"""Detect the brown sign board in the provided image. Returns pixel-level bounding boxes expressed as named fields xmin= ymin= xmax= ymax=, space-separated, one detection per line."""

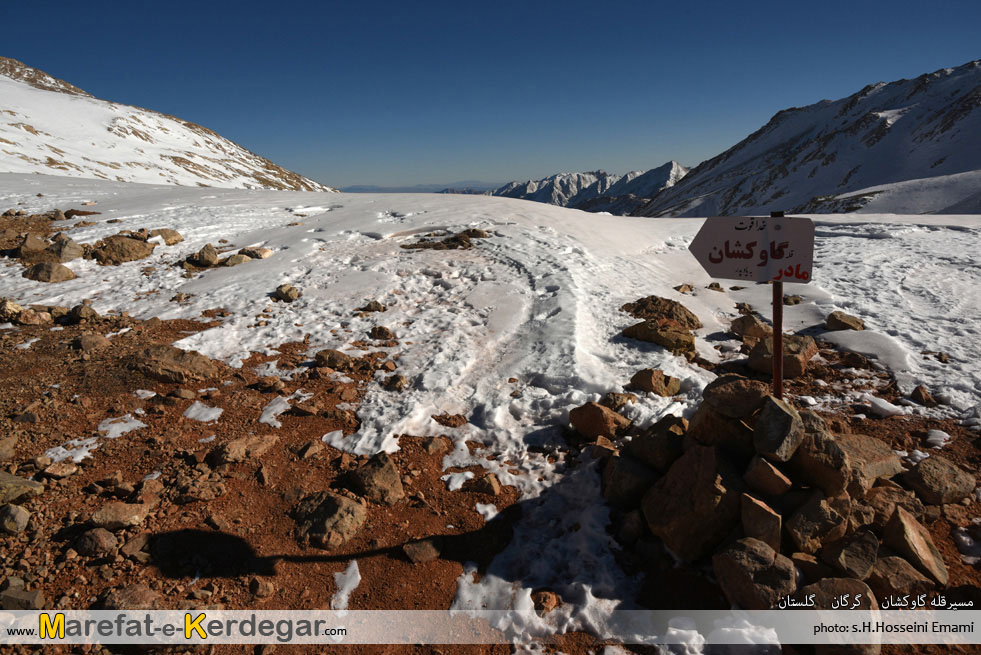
xmin=689 ymin=216 xmax=815 ymax=283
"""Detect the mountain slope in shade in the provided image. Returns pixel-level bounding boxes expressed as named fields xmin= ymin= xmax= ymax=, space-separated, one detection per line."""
xmin=488 ymin=161 xmax=687 ymax=214
xmin=636 ymin=59 xmax=981 ymax=217
xmin=0 ymin=57 xmax=335 ymax=191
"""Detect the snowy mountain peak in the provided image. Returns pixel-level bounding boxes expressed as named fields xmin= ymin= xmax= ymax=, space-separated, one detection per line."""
xmin=0 ymin=57 xmax=336 ymax=192
xmin=636 ymin=59 xmax=981 ymax=216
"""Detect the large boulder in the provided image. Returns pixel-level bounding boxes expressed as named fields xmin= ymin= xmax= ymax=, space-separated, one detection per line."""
xmin=836 ymin=433 xmax=904 ymax=498
xmin=628 ymin=369 xmax=680 ymax=396
xmin=712 ymin=537 xmax=796 ymax=610
xmin=882 ymin=508 xmax=948 ymax=585
xmin=22 ymin=262 xmax=76 ymax=283
xmin=826 ymin=311 xmax=864 ymax=331
xmin=569 ymin=402 xmax=630 ymax=441
xmin=92 ymin=236 xmax=155 ymax=265
xmin=702 ymin=375 xmax=769 ymax=419
xmin=47 ymin=236 xmax=84 ymax=262
xmin=621 ymin=295 xmax=702 ymax=330
xmin=622 ymin=319 xmax=695 ymax=357
xmin=748 ymin=335 xmax=818 ymax=378
xmin=293 ymin=491 xmax=367 ymax=549
xmin=904 ymin=456 xmax=976 ymax=505
xmin=134 ymin=344 xmax=225 ymax=383
xmin=641 ymin=445 xmax=743 ymax=562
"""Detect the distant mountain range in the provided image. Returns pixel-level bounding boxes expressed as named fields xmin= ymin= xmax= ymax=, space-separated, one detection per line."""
xmin=636 ymin=59 xmax=981 ymax=216
xmin=341 ymin=181 xmax=500 ymax=194
xmin=0 ymin=57 xmax=335 ymax=191
xmin=488 ymin=161 xmax=689 ymax=215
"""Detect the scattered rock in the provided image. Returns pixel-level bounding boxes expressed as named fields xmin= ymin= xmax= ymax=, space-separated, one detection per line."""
xmin=882 ymin=507 xmax=948 ymax=585
xmin=357 ymin=300 xmax=386 ymax=312
xmin=75 ymin=527 xmax=118 ymax=556
xmin=91 ymin=502 xmax=150 ymax=530
xmin=471 ymin=473 xmax=502 ymax=496
xmin=274 ymin=284 xmax=300 ymax=302
xmin=1 ymin=589 xmax=46 ymax=610
xmin=190 ymin=243 xmax=219 ymax=267
xmin=628 ymin=369 xmax=680 ymax=396
xmin=22 ymin=261 xmax=76 ymax=283
xmin=298 ymin=440 xmax=324 ymax=459
xmin=14 ymin=308 xmax=51 ymax=325
xmin=369 ymin=326 xmax=395 ymax=340
xmin=712 ymin=538 xmax=796 ymax=610
xmin=223 ymin=254 xmax=252 ymax=266
xmin=531 ymin=590 xmax=560 ymax=615
xmin=748 ymin=334 xmax=818 ymax=378
xmin=782 ymin=294 xmax=803 ymax=306
xmin=0 ymin=472 xmax=44 ymax=504
xmin=92 ymin=236 xmax=155 ymax=265
xmin=569 ymin=402 xmax=630 ymax=440
xmin=250 ymin=577 xmax=276 ymax=598
xmin=826 ymin=310 xmax=864 ymax=331
xmin=706 ymin=282 xmax=724 ymax=292
xmin=293 ymin=491 xmax=367 ymax=549
xmin=135 ymin=344 xmax=225 ymax=383
xmin=350 ymin=453 xmax=404 ymax=505
xmin=600 ymin=392 xmax=637 ymax=412
xmin=73 ymin=332 xmax=111 ymax=351
xmin=754 ymin=396 xmax=805 ymax=462
xmin=0 ymin=299 xmax=24 ymax=321
xmin=0 ymin=437 xmax=16 ymax=462
xmin=0 ymin=504 xmax=29 ymax=534
xmin=385 ymin=374 xmax=408 ymax=391
xmin=315 ymin=349 xmax=351 ymax=369
xmin=621 ymin=296 xmax=702 ymax=330
xmin=42 ymin=460 xmax=78 ymax=479
xmin=432 ymin=413 xmax=467 ymax=428
xmin=68 ymin=303 xmax=99 ymax=323
xmin=403 ymin=537 xmax=442 ymax=563
xmin=641 ymin=445 xmax=743 ymax=562
xmin=47 ymin=237 xmax=84 ymax=262
xmin=212 ymin=434 xmax=280 ymax=464
xmin=672 ymin=283 xmax=694 ymax=294
xmin=904 ymin=455 xmax=976 ymax=505
xmin=149 ymin=228 xmax=183 ymax=245
xmin=910 ymin=385 xmax=937 ymax=408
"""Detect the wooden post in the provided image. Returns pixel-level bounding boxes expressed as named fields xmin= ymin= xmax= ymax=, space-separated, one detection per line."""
xmin=771 ymin=210 xmax=784 ymax=399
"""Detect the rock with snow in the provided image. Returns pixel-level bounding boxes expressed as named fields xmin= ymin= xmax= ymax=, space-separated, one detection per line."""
xmin=712 ymin=538 xmax=796 ymax=610
xmin=628 ymin=369 xmax=680 ymax=396
xmin=470 ymin=473 xmax=502 ymax=496
xmin=0 ymin=298 xmax=23 ymax=321
xmin=868 ymin=396 xmax=904 ymax=418
xmin=621 ymin=295 xmax=702 ymax=330
xmin=730 ymin=314 xmax=772 ymax=341
xmin=222 ymin=253 xmax=252 ymax=267
xmin=149 ymin=228 xmax=183 ymax=245
xmin=240 ymin=246 xmax=272 ymax=259
xmin=622 ymin=319 xmax=695 ymax=357
xmin=883 ymin=507 xmax=948 ymax=585
xmin=293 ymin=491 xmax=367 ymax=549
xmin=369 ymin=325 xmax=395 ymax=340
xmin=904 ymin=455 xmax=976 ymax=505
xmin=22 ymin=261 xmax=75 ymax=282
xmin=569 ymin=402 xmax=630 ymax=441
xmin=910 ymin=385 xmax=937 ymax=407
xmin=826 ymin=310 xmax=864 ymax=331
xmin=275 ymin=284 xmax=300 ymax=302
xmin=190 ymin=243 xmax=219 ymax=267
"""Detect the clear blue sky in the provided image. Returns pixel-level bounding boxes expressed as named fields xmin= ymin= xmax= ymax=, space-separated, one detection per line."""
xmin=4 ymin=0 xmax=979 ymax=187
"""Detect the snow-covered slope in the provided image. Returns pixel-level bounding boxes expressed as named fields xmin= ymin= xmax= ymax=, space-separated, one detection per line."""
xmin=1 ymin=173 xmax=979 ymax=639
xmin=488 ymin=161 xmax=687 ymax=214
xmin=0 ymin=57 xmax=335 ymax=191
xmin=637 ymin=59 xmax=981 ymax=217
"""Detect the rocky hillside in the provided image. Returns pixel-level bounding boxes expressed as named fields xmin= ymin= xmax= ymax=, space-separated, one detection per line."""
xmin=636 ymin=59 xmax=981 ymax=216
xmin=489 ymin=161 xmax=688 ymax=214
xmin=0 ymin=57 xmax=335 ymax=191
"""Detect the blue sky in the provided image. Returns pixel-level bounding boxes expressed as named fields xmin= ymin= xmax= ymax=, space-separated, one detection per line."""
xmin=4 ymin=0 xmax=980 ymax=187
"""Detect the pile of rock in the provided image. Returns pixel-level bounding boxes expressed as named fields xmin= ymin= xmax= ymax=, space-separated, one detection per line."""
xmin=0 ymin=298 xmax=100 ymax=326
xmin=573 ymin=374 xmax=971 ymax=612
xmin=620 ymin=295 xmax=702 ymax=359
xmin=183 ymin=243 xmax=270 ymax=270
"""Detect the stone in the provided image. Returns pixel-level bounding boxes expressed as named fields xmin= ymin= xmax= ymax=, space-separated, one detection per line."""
xmin=743 ymin=456 xmax=793 ymax=496
xmin=0 ymin=299 xmax=24 ymax=321
xmin=863 ymin=486 xmax=924 ymax=529
xmin=42 ymin=460 xmax=77 ymax=479
xmin=274 ymin=284 xmax=300 ymax=302
xmin=223 ymin=254 xmax=252 ymax=266
xmin=531 ymin=590 xmax=560 ymax=615
xmin=615 ymin=509 xmax=647 ymax=546
xmin=73 ymin=332 xmax=110 ymax=351
xmin=16 ymin=234 xmax=49 ymax=260
xmin=628 ymin=369 xmax=681 ymax=396
xmin=621 ymin=295 xmax=702 ymax=330
xmin=600 ymin=392 xmax=638 ymax=412
xmin=602 ymin=455 xmax=656 ymax=509
xmin=14 ymin=308 xmax=52 ymax=325
xmin=866 ymin=556 xmax=934 ymax=601
xmin=68 ymin=304 xmax=98 ymax=323
xmin=748 ymin=334 xmax=819 ymax=378
xmin=121 ymin=533 xmax=151 ymax=562
xmin=820 ymin=531 xmax=878 ymax=579
xmin=741 ymin=494 xmax=782 ymax=552
xmin=0 ymin=504 xmax=29 ymax=534
xmin=786 ymin=492 xmax=847 ymax=554
xmin=240 ymin=247 xmax=273 ymax=259
xmin=883 ymin=507 xmax=948 ymax=585
xmin=190 ymin=243 xmax=219 ymax=267
xmin=910 ymin=385 xmax=937 ymax=407
xmin=136 ymin=344 xmax=225 ymax=383
xmin=471 ymin=473 xmax=502 ymax=496
xmin=1 ymin=589 xmax=46 ymax=610
xmin=315 ymin=349 xmax=350 ymax=369
xmin=625 ymin=418 xmax=686 ymax=473
xmin=403 ymin=537 xmax=442 ymax=563
xmin=298 ymin=440 xmax=323 ymax=459
xmin=149 ymin=228 xmax=183 ymax=245
xmin=836 ymin=433 xmax=904 ymax=498
xmin=795 ymin=577 xmax=878 ymax=610
xmin=622 ymin=319 xmax=695 ymax=357
xmin=791 ymin=552 xmax=832 ymax=584
xmin=92 ymin=236 xmax=155 ymax=265
xmin=22 ymin=261 xmax=76 ymax=282
xmin=75 ymin=527 xmax=118 ymax=556
xmin=293 ymin=491 xmax=367 ymax=549
xmin=702 ymin=375 xmax=770 ymax=419
xmin=641 ymin=445 xmax=743 ymax=562
xmin=212 ymin=434 xmax=279 ymax=464
xmin=250 ymin=577 xmax=276 ymax=598
xmin=904 ymin=455 xmax=976 ymax=505
xmin=420 ymin=436 xmax=452 ymax=456
xmin=385 ymin=374 xmax=408 ymax=391
xmin=0 ymin=436 xmax=16 ymax=462
xmin=783 ymin=295 xmax=803 ymax=306
xmin=686 ymin=402 xmax=755 ymax=457
xmin=47 ymin=238 xmax=84 ymax=262
xmin=0 ymin=472 xmax=44 ymax=504
xmin=712 ymin=538 xmax=797 ymax=610
xmin=369 ymin=325 xmax=395 ymax=340
xmin=790 ymin=427 xmax=851 ymax=497
xmin=730 ymin=314 xmax=772 ymax=341
xmin=100 ymin=584 xmax=162 ymax=610
xmin=91 ymin=502 xmax=150 ymax=530
xmin=753 ymin=396 xmax=805 ymax=462
xmin=826 ymin=311 xmax=864 ymax=331
xmin=350 ymin=453 xmax=404 ymax=505
xmin=569 ymin=402 xmax=630 ymax=440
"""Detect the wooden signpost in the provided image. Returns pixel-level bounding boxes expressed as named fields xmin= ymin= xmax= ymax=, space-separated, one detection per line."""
xmin=689 ymin=211 xmax=815 ymax=399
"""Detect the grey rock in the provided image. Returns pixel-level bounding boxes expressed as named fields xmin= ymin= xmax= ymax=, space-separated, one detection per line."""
xmin=350 ymin=453 xmax=404 ymax=505
xmin=712 ymin=538 xmax=797 ymax=610
xmin=293 ymin=491 xmax=367 ymax=549
xmin=754 ymin=396 xmax=805 ymax=462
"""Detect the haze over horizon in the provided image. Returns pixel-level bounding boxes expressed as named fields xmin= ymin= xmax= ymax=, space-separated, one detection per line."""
xmin=4 ymin=0 xmax=980 ymax=188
